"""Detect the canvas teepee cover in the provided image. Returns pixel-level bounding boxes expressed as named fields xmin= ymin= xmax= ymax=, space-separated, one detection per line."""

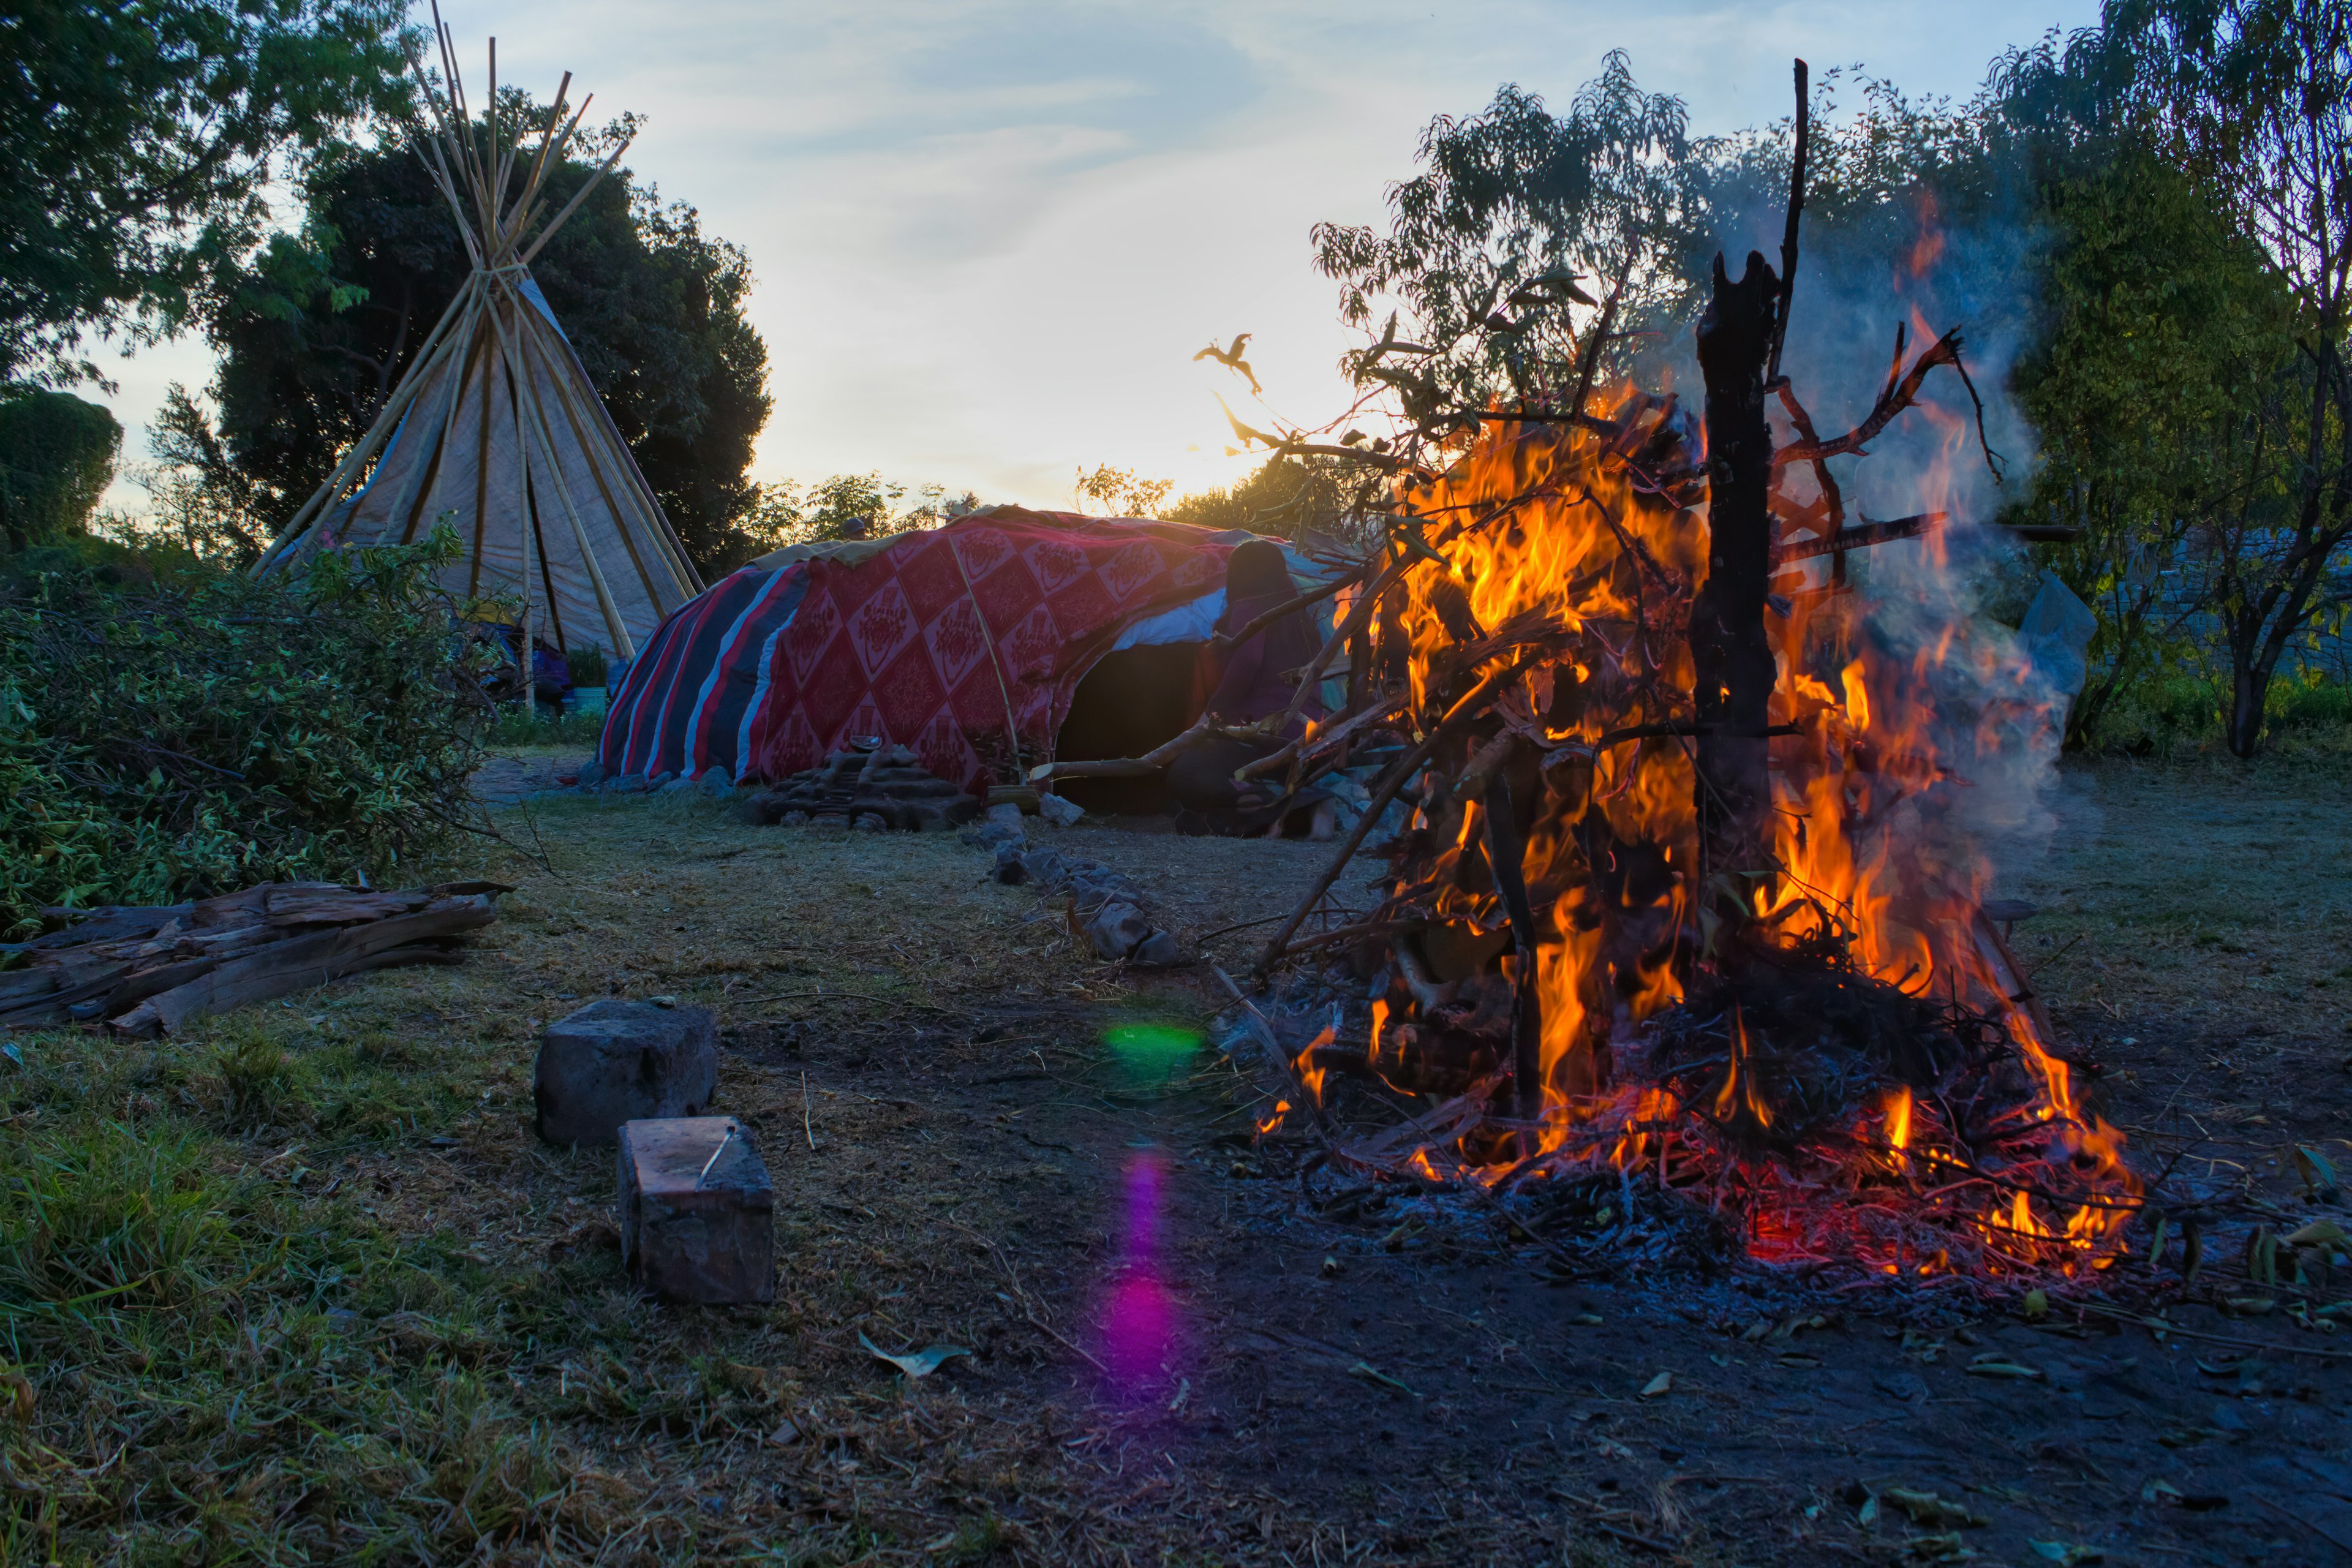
xmin=257 ymin=18 xmax=702 ymax=657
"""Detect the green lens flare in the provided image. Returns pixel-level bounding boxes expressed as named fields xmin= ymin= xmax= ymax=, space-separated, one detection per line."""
xmin=1102 ymin=1023 xmax=1202 ymax=1072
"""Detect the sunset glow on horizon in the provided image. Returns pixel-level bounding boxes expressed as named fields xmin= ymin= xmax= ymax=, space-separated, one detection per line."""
xmin=93 ymin=0 xmax=2097 ymax=521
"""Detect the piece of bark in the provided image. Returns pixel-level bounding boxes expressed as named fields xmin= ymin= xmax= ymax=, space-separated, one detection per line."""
xmin=89 ymin=956 xmax=219 ymax=1020
xmin=189 ymin=882 xmax=344 ymax=929
xmin=0 ymin=968 xmax=61 ymax=1008
xmin=19 ymin=905 xmax=194 ymax=949
xmin=261 ymin=889 xmax=435 ymax=927
xmin=2 ymin=962 xmax=134 ymax=1027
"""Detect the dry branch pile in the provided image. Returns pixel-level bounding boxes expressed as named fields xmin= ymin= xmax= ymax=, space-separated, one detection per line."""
xmin=0 ymin=882 xmax=507 ymax=1036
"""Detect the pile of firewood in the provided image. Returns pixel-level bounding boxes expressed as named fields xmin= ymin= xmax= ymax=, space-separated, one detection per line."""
xmin=739 ymin=742 xmax=984 ymax=831
xmin=0 ymin=881 xmax=507 ymax=1037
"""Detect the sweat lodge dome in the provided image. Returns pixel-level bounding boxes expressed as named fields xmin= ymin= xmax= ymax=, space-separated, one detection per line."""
xmin=597 ymin=508 xmax=1341 ymax=801
xmin=254 ymin=23 xmax=703 ymax=657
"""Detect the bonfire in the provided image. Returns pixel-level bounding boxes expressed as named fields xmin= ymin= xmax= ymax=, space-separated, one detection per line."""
xmin=1190 ymin=62 xmax=2143 ymax=1294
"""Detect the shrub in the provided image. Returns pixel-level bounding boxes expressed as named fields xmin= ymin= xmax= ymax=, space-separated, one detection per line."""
xmin=566 ymin=642 xmax=609 ymax=688
xmin=0 ymin=528 xmax=497 ymax=933
xmin=2267 ymin=671 xmax=2352 ymax=730
xmin=2083 ymin=668 xmax=2352 ymax=755
xmin=0 ymin=386 xmax=121 ymax=549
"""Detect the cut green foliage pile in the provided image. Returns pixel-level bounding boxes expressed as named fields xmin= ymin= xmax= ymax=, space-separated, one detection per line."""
xmin=0 ymin=530 xmax=497 ymax=933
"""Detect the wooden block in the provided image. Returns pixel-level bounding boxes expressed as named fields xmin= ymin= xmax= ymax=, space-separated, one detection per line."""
xmin=617 ymin=1117 xmax=774 ymax=1304
xmin=535 ymin=999 xmax=718 ymax=1146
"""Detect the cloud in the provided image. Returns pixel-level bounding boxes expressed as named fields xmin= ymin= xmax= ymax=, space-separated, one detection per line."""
xmin=92 ymin=0 xmax=2099 ymax=519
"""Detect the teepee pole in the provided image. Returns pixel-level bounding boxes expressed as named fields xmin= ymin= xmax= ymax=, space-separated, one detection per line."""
xmin=486 ymin=37 xmax=504 ymax=237
xmin=505 ymin=298 xmax=538 ymax=696
xmin=517 ymin=75 xmax=572 ymax=207
xmin=531 ymin=355 xmax=666 ymax=606
xmin=488 ymin=283 xmax=636 ymax=657
xmin=494 ymin=81 xmax=577 ymax=258
xmin=251 ymin=288 xmax=475 ymax=567
xmin=516 ymin=135 xmax=630 ymax=268
xmin=405 ymin=42 xmax=485 ymax=268
xmin=431 ymin=7 xmax=498 ymax=250
xmin=511 ymin=308 xmax=637 ymax=655
xmin=380 ymin=284 xmax=486 ymax=544
xmin=533 ymin=331 xmax=699 ymax=604
xmin=529 ymin=311 xmax=702 ymax=598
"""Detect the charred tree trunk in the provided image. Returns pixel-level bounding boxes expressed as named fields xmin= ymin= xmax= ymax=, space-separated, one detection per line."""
xmin=1691 ymin=250 xmax=1781 ymax=889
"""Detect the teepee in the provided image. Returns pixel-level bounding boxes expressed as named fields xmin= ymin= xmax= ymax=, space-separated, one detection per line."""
xmin=257 ymin=13 xmax=703 ymax=660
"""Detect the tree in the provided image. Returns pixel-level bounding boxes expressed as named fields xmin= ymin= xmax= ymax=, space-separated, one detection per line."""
xmin=133 ymin=383 xmax=272 ymax=560
xmin=0 ymin=387 xmax=121 ymax=549
xmin=202 ymin=103 xmax=772 ymax=573
xmin=1987 ymin=37 xmax=2297 ymax=747
xmin=1305 ymin=56 xmax=2021 ymax=440
xmin=0 ymin=0 xmax=409 ymax=385
xmin=735 ymin=474 xmax=973 ymax=557
xmin=1072 ymin=464 xmax=1174 ymax=518
xmin=2011 ymin=157 xmax=2292 ymax=745
xmin=2101 ymin=0 xmax=2352 ymax=756
xmin=1164 ymin=455 xmax=1362 ymax=543
xmin=1309 ymin=52 xmax=1698 ymax=415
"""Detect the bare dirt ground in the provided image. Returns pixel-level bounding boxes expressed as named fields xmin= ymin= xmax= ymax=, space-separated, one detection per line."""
xmin=461 ymin=756 xmax=2349 ymax=1566
xmin=11 ymin=756 xmax=2345 ymax=1566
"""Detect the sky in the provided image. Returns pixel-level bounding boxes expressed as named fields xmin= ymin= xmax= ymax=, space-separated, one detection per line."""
xmin=91 ymin=0 xmax=2100 ymax=518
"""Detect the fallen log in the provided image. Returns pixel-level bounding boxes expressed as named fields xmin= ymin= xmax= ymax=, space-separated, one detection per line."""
xmin=108 ymin=895 xmax=499 ymax=1036
xmin=0 ymin=881 xmax=507 ymax=1036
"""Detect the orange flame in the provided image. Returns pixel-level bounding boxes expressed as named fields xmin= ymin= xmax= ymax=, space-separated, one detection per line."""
xmin=1347 ymin=352 xmax=2139 ymax=1278
xmin=1293 ymin=1024 xmax=1333 ymax=1109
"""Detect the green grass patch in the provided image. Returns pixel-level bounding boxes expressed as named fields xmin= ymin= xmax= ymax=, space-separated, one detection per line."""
xmin=486 ymin=704 xmax=608 ymax=748
xmin=2086 ymin=669 xmax=2352 ymax=759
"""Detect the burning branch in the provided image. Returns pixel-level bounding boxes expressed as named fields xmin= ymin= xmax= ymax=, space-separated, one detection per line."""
xmin=1253 ymin=656 xmax=1538 ymax=980
xmin=1188 ymin=58 xmax=2142 ymax=1292
xmin=1773 ymin=323 xmax=2005 ymax=481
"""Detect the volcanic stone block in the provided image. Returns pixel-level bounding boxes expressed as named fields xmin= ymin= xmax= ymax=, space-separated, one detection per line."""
xmin=617 ymin=1116 xmax=775 ymax=1303
xmin=1082 ymin=900 xmax=1153 ymax=960
xmin=1017 ymin=846 xmax=1069 ymax=889
xmin=960 ymin=816 xmax=1024 ymax=848
xmin=1133 ymin=929 xmax=1180 ymax=967
xmin=535 ymin=999 xmax=718 ymax=1145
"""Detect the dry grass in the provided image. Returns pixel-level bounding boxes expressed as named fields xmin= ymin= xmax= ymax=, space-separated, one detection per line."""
xmin=6 ymin=753 xmax=2345 ymax=1565
xmin=1 ymin=782 xmax=1660 ymax=1566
